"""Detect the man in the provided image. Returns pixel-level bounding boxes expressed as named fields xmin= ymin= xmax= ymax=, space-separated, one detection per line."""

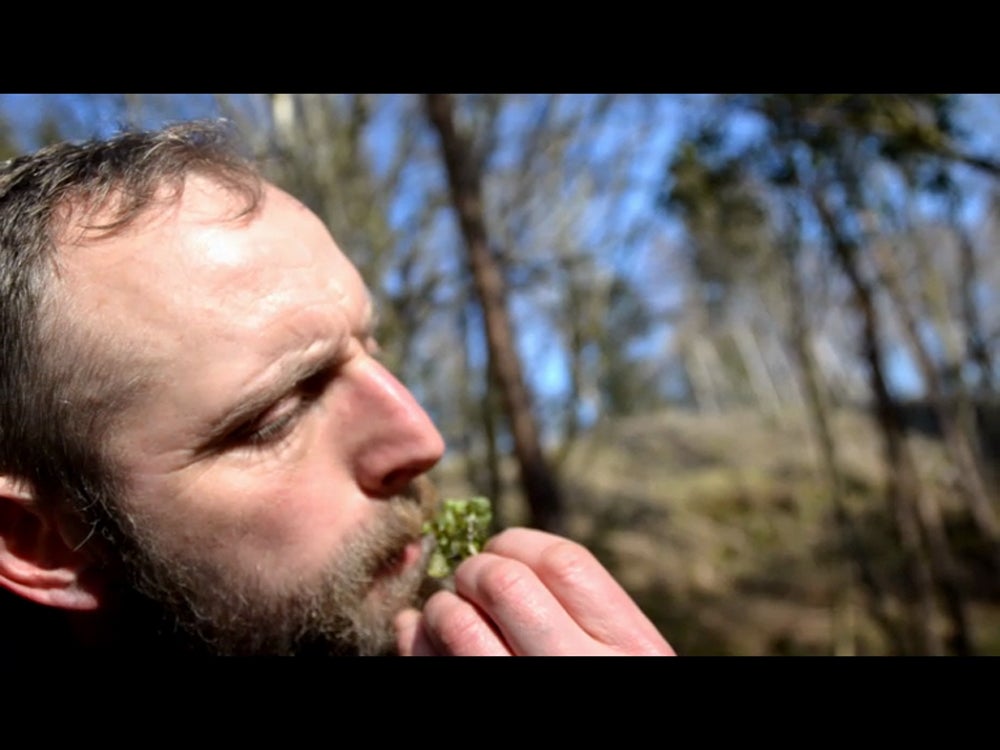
xmin=0 ymin=121 xmax=674 ymax=656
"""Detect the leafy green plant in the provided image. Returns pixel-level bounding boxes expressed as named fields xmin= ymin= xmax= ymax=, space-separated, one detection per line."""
xmin=424 ymin=497 xmax=493 ymax=578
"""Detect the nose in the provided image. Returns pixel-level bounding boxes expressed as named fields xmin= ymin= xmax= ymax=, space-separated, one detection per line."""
xmin=341 ymin=356 xmax=446 ymax=497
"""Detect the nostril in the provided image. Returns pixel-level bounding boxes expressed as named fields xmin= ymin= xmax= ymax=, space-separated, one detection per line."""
xmin=382 ymin=469 xmax=409 ymax=495
xmin=380 ymin=452 xmax=441 ymax=497
xmin=380 ymin=464 xmax=429 ymax=497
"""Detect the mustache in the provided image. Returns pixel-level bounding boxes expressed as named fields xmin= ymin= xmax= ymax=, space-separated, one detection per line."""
xmin=346 ymin=475 xmax=440 ymax=580
xmin=402 ymin=474 xmax=439 ymax=519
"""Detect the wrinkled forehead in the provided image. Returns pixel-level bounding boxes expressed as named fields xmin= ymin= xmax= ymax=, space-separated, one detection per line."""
xmin=46 ymin=175 xmax=367 ymax=376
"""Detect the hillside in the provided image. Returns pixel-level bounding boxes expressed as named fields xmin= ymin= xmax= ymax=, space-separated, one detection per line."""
xmin=430 ymin=407 xmax=1000 ymax=655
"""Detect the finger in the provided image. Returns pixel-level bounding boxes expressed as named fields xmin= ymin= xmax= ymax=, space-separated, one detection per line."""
xmin=394 ymin=607 xmax=439 ymax=657
xmin=418 ymin=589 xmax=512 ymax=656
xmin=452 ymin=551 xmax=606 ymax=655
xmin=483 ymin=528 xmax=675 ymax=655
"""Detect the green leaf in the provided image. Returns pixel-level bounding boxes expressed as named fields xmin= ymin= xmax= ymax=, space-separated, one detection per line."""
xmin=424 ymin=496 xmax=493 ymax=578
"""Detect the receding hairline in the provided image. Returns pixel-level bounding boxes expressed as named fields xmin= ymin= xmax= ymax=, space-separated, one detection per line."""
xmin=51 ymin=163 xmax=264 ymax=247
xmin=0 ymin=120 xmax=265 ymax=517
xmin=37 ymin=169 xmax=268 ymax=457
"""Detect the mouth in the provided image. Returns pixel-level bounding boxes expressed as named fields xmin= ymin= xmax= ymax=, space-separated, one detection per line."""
xmin=374 ymin=538 xmax=425 ymax=581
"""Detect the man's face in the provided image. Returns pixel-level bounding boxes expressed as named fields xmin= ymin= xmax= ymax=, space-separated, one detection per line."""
xmin=55 ymin=176 xmax=446 ymax=654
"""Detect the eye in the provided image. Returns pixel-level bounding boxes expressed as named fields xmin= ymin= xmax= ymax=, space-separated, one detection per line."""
xmin=235 ymin=398 xmax=308 ymax=451
xmin=235 ymin=369 xmax=331 ymax=452
xmin=244 ymin=403 xmax=304 ymax=447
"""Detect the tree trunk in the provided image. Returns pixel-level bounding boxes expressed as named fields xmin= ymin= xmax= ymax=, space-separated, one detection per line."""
xmin=782 ymin=236 xmax=906 ymax=653
xmin=873 ymin=239 xmax=1000 ymax=577
xmin=734 ymin=323 xmax=783 ymax=417
xmin=814 ymin=191 xmax=967 ymax=654
xmin=956 ymin=219 xmax=996 ymax=393
xmin=482 ymin=348 xmax=504 ymax=526
xmin=425 ymin=93 xmax=566 ymax=533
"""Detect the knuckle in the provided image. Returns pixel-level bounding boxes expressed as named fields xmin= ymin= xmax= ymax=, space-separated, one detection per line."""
xmin=537 ymin=538 xmax=594 ymax=588
xmin=475 ymin=555 xmax=533 ymax=605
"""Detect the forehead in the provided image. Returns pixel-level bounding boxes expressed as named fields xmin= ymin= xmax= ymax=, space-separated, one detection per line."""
xmin=53 ymin=175 xmax=369 ymax=362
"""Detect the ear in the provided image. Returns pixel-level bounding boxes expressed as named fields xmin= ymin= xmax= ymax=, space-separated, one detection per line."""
xmin=0 ymin=475 xmax=104 ymax=610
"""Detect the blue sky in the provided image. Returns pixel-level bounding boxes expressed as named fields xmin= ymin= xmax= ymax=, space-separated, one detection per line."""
xmin=2 ymin=93 xmax=994 ymax=411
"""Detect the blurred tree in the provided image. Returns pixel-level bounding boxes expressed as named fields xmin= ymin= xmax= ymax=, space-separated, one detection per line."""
xmin=8 ymin=92 xmax=1000 ymax=652
xmin=662 ymin=93 xmax=1000 ymax=654
xmin=217 ymin=95 xmax=415 ymax=367
xmin=426 ymin=93 xmax=565 ymax=533
xmin=663 ymin=124 xmax=908 ymax=651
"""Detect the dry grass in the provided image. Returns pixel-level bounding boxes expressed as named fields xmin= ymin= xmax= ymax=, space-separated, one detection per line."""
xmin=429 ymin=406 xmax=1000 ymax=655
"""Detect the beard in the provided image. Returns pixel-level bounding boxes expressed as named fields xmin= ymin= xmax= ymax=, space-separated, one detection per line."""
xmin=89 ymin=477 xmax=443 ymax=656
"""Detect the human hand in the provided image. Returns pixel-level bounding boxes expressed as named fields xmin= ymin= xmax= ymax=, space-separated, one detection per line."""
xmin=395 ymin=527 xmax=676 ymax=656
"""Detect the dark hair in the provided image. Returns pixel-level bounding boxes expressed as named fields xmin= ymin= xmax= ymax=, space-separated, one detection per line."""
xmin=0 ymin=120 xmax=262 ymax=522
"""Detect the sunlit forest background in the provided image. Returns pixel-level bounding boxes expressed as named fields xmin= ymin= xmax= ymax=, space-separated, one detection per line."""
xmin=5 ymin=93 xmax=998 ymax=655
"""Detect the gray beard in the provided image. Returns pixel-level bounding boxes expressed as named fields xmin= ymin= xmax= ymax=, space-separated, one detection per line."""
xmin=90 ymin=479 xmax=442 ymax=656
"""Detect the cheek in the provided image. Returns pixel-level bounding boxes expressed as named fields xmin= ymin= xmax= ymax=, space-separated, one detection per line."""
xmin=126 ymin=454 xmax=368 ymax=583
xmin=241 ymin=466 xmax=360 ymax=552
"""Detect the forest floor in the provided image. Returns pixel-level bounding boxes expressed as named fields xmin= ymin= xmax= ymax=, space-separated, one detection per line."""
xmin=431 ymin=406 xmax=1000 ymax=655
